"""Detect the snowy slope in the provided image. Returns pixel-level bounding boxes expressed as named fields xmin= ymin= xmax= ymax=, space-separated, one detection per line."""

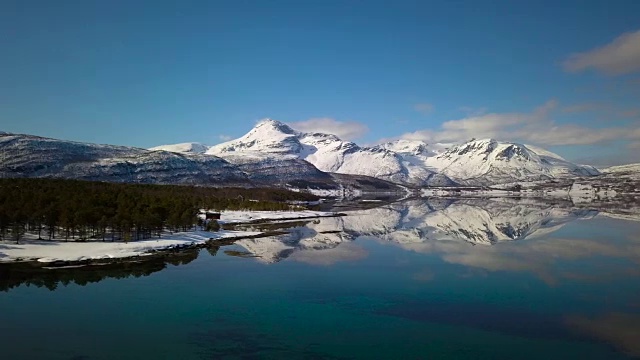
xmin=423 ymin=139 xmax=599 ymax=185
xmin=203 ymin=120 xmax=601 ymax=186
xmin=602 ymin=163 xmax=640 ymax=173
xmin=149 ymin=142 xmax=208 ymax=154
xmin=376 ymin=139 xmax=449 ymax=157
xmin=206 ymin=119 xmax=457 ymax=186
xmin=373 ymin=140 xmax=457 ymax=186
xmin=0 ymin=133 xmax=250 ymax=186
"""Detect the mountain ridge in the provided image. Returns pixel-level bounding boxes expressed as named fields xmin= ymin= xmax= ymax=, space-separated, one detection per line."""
xmin=202 ymin=119 xmax=600 ymax=186
xmin=206 ymin=119 xmax=457 ymax=186
xmin=0 ymin=131 xmax=406 ymax=194
xmin=1 ymin=119 xmax=622 ymax=189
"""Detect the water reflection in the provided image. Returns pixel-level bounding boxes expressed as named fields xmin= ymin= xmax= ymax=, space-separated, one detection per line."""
xmin=233 ymin=198 xmax=628 ymax=265
xmin=4 ymin=198 xmax=639 ymax=283
xmin=226 ymin=197 xmax=636 ymax=357
xmin=2 ymin=198 xmax=640 ymax=359
xmin=1 ymin=246 xmax=210 ymax=292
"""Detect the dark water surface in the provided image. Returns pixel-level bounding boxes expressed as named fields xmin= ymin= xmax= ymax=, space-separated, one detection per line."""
xmin=1 ymin=199 xmax=639 ymax=359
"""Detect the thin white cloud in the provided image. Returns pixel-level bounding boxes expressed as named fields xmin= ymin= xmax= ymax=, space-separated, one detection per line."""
xmin=564 ymin=29 xmax=640 ymax=75
xmin=218 ymin=134 xmax=232 ymax=141
xmin=392 ymin=100 xmax=640 ymax=146
xmin=523 ymin=125 xmax=629 ymax=146
xmin=291 ymin=243 xmax=368 ymax=266
xmin=413 ymin=103 xmax=434 ymax=115
xmin=288 ymin=118 xmax=369 ymax=140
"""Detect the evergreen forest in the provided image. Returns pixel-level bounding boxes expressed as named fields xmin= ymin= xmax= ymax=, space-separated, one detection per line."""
xmin=0 ymin=178 xmax=318 ymax=243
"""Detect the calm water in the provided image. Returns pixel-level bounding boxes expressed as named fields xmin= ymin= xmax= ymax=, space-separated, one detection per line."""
xmin=1 ymin=198 xmax=640 ymax=359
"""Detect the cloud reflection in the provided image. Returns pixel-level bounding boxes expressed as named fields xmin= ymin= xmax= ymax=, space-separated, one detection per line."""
xmin=233 ymin=199 xmax=640 ymax=287
xmin=291 ymin=243 xmax=368 ymax=266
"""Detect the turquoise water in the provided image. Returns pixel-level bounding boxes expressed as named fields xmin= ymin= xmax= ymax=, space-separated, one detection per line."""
xmin=1 ymin=199 xmax=639 ymax=359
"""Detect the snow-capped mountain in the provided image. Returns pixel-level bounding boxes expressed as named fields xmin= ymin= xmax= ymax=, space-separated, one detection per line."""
xmin=2 ymin=120 xmax=606 ymax=190
xmin=0 ymin=132 xmax=405 ymax=193
xmin=149 ymin=142 xmax=208 ymax=154
xmin=192 ymin=120 xmax=599 ymax=186
xmin=422 ymin=139 xmax=600 ymax=185
xmin=0 ymin=133 xmax=250 ymax=186
xmin=206 ymin=119 xmax=457 ymax=186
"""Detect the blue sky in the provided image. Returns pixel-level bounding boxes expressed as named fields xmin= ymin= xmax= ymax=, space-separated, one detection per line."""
xmin=2 ymin=0 xmax=640 ymax=165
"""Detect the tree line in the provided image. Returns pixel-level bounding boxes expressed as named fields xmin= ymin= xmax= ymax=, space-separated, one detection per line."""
xmin=0 ymin=178 xmax=318 ymax=243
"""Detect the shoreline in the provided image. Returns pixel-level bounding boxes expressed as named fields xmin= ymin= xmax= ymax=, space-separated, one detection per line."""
xmin=0 ymin=210 xmax=344 ymax=266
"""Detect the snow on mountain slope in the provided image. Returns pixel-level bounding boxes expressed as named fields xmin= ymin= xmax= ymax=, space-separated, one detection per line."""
xmin=207 ymin=120 xmax=303 ymax=154
xmin=203 ymin=120 xmax=600 ymax=186
xmin=0 ymin=132 xmax=406 ymax=193
xmin=376 ymin=139 xmax=448 ymax=157
xmin=372 ymin=140 xmax=457 ymax=186
xmin=206 ymin=119 xmax=457 ymax=186
xmin=602 ymin=163 xmax=640 ymax=173
xmin=423 ymin=139 xmax=599 ymax=185
xmin=0 ymin=133 xmax=250 ymax=186
xmin=523 ymin=144 xmax=567 ymax=161
xmin=149 ymin=142 xmax=208 ymax=154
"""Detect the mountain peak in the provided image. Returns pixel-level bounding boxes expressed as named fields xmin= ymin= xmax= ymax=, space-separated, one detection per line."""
xmin=253 ymin=118 xmax=296 ymax=135
xmin=207 ymin=118 xmax=302 ymax=155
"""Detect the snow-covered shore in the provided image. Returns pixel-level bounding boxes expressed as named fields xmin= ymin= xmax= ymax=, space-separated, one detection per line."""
xmin=217 ymin=210 xmax=337 ymax=224
xmin=0 ymin=210 xmax=339 ymax=264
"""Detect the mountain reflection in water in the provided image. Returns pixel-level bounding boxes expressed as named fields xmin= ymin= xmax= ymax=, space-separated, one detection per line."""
xmin=2 ymin=198 xmax=640 ymax=359
xmin=234 ymin=198 xmax=606 ymax=264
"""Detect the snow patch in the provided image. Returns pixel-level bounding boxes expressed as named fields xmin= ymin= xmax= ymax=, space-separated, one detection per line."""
xmin=149 ymin=142 xmax=209 ymax=154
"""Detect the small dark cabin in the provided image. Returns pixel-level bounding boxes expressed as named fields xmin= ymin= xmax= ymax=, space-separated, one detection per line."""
xmin=205 ymin=212 xmax=221 ymax=220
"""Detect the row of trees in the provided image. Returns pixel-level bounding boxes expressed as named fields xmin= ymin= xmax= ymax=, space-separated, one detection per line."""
xmin=0 ymin=178 xmax=318 ymax=243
